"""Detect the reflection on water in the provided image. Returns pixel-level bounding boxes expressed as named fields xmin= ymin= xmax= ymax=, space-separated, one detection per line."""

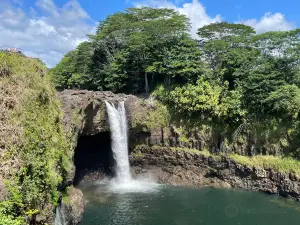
xmin=78 ymin=181 xmax=300 ymax=225
xmin=269 ymin=198 xmax=300 ymax=212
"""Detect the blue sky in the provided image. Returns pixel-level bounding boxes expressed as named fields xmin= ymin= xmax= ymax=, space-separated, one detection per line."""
xmin=82 ymin=0 xmax=300 ymax=25
xmin=0 ymin=0 xmax=298 ymax=67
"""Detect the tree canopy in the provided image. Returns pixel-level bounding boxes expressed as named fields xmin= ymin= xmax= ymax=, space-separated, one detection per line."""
xmin=51 ymin=7 xmax=300 ymax=156
xmin=51 ymin=7 xmax=191 ymax=93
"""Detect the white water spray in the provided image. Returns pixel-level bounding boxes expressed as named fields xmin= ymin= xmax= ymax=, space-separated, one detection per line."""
xmin=105 ymin=101 xmax=131 ymax=183
xmin=54 ymin=204 xmax=66 ymax=225
xmin=104 ymin=101 xmax=159 ymax=193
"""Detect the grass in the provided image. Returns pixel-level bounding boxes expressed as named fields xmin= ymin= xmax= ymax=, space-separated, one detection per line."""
xmin=133 ymin=153 xmax=145 ymax=158
xmin=135 ymin=144 xmax=300 ymax=175
xmin=138 ymin=144 xmax=221 ymax=158
xmin=169 ymin=146 xmax=300 ymax=175
xmin=229 ymin=154 xmax=300 ymax=175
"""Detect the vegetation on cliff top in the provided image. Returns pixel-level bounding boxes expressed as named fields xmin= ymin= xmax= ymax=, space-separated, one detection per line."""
xmin=52 ymin=8 xmax=300 ymax=161
xmin=0 ymin=52 xmax=72 ymax=224
xmin=135 ymin=145 xmax=300 ymax=175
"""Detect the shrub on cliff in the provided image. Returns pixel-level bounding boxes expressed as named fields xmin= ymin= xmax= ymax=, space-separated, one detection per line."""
xmin=0 ymin=52 xmax=72 ymax=224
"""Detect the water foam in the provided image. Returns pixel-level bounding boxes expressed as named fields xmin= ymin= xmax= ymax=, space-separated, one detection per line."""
xmin=105 ymin=101 xmax=160 ymax=193
xmin=105 ymin=101 xmax=131 ymax=183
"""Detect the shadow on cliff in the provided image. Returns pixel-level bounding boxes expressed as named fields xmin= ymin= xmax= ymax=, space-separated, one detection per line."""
xmin=74 ymin=132 xmax=114 ymax=185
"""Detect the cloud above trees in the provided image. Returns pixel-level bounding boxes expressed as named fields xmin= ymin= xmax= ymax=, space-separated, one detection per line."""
xmin=134 ymin=0 xmax=295 ymax=36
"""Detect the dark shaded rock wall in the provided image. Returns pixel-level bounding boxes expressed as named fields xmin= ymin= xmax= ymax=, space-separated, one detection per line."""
xmin=73 ymin=132 xmax=114 ymax=184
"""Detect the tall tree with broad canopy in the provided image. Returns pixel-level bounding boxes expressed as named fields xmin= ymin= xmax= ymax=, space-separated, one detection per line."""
xmin=93 ymin=7 xmax=191 ymax=93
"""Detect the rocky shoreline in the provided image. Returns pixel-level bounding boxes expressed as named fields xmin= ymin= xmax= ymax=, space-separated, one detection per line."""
xmin=130 ymin=146 xmax=300 ymax=200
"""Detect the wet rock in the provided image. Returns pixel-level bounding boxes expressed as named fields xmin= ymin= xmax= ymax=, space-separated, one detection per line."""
xmin=64 ymin=187 xmax=85 ymax=225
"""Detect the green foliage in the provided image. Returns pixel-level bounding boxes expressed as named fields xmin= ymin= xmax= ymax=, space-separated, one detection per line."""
xmin=219 ymin=88 xmax=246 ymax=123
xmin=0 ymin=211 xmax=22 ymax=225
xmin=0 ymin=52 xmax=72 ymax=223
xmin=264 ymin=85 xmax=300 ymax=118
xmin=230 ymin=154 xmax=300 ymax=175
xmin=50 ymin=51 xmax=78 ymax=89
xmin=19 ymin=91 xmax=71 ymax=211
xmin=51 ymin=8 xmax=300 ymax=159
xmin=147 ymin=35 xmax=207 ymax=86
xmin=133 ymin=153 xmax=145 ymax=158
xmin=0 ymin=56 xmax=12 ymax=77
xmin=131 ymin=98 xmax=170 ymax=130
xmin=25 ymin=209 xmax=39 ymax=216
xmin=197 ymin=22 xmax=256 ymax=41
xmin=167 ymin=78 xmax=222 ymax=117
xmin=155 ymin=79 xmax=245 ymax=123
xmin=52 ymin=7 xmax=191 ymax=93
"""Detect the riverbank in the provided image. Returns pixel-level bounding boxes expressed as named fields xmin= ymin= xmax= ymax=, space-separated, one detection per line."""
xmin=130 ymin=145 xmax=300 ymax=200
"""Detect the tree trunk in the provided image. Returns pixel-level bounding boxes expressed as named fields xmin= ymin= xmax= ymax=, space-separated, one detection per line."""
xmin=145 ymin=72 xmax=149 ymax=94
xmin=150 ymin=72 xmax=154 ymax=90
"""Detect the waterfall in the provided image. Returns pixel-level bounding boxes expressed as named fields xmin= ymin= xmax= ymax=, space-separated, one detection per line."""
xmin=105 ymin=101 xmax=131 ymax=183
xmin=54 ymin=204 xmax=67 ymax=225
xmin=104 ymin=101 xmax=158 ymax=193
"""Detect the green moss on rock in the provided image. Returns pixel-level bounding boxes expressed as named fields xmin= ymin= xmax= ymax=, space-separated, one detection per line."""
xmin=131 ymin=98 xmax=170 ymax=131
xmin=0 ymin=52 xmax=73 ymax=224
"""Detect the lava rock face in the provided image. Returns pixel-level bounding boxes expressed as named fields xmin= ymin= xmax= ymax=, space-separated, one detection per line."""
xmin=130 ymin=146 xmax=300 ymax=200
xmin=64 ymin=187 xmax=85 ymax=225
xmin=58 ymin=90 xmax=136 ymax=136
xmin=58 ymin=90 xmax=211 ymax=154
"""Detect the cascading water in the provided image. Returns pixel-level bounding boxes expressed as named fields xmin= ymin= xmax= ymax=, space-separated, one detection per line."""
xmin=54 ymin=204 xmax=67 ymax=225
xmin=104 ymin=101 xmax=159 ymax=193
xmin=105 ymin=101 xmax=131 ymax=183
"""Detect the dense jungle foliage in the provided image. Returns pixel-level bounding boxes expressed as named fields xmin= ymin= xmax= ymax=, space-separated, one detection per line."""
xmin=0 ymin=52 xmax=72 ymax=224
xmin=51 ymin=7 xmax=300 ymax=158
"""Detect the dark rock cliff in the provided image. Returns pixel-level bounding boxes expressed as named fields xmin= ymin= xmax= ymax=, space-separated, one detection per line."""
xmin=130 ymin=146 xmax=300 ymax=200
xmin=58 ymin=90 xmax=135 ymax=135
xmin=57 ymin=90 xmax=170 ymax=152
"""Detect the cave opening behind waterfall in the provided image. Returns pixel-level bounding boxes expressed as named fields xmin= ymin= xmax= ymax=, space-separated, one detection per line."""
xmin=74 ymin=132 xmax=114 ymax=185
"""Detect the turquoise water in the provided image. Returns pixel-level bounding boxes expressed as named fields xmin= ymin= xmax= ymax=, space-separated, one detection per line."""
xmin=78 ymin=182 xmax=300 ymax=225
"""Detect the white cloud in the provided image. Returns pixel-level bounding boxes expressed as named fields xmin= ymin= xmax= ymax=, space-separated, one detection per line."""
xmin=133 ymin=0 xmax=296 ymax=36
xmin=239 ymin=12 xmax=296 ymax=33
xmin=0 ymin=0 xmax=95 ymax=67
xmin=177 ymin=0 xmax=221 ymax=38
xmin=133 ymin=0 xmax=221 ymax=38
xmin=36 ymin=0 xmax=59 ymax=17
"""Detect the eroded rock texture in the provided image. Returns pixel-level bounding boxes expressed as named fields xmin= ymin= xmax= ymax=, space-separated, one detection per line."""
xmin=58 ymin=90 xmax=135 ymax=135
xmin=130 ymin=146 xmax=300 ymax=200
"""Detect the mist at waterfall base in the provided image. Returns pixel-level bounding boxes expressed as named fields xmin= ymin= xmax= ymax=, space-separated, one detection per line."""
xmin=77 ymin=102 xmax=300 ymax=225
